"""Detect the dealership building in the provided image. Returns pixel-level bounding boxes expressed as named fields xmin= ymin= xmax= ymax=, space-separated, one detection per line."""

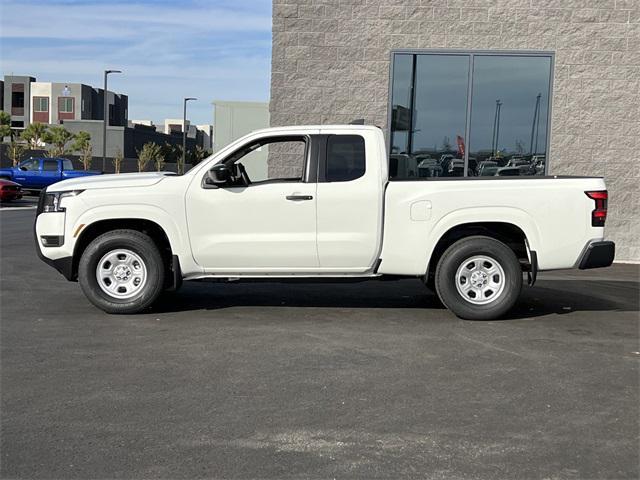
xmin=270 ymin=0 xmax=639 ymax=261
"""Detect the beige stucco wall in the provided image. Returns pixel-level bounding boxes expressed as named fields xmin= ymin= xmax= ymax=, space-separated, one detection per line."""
xmin=270 ymin=0 xmax=640 ymax=261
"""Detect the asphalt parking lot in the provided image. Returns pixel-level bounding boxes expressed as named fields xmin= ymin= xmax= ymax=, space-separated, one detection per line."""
xmin=1 ymin=209 xmax=638 ymax=479
xmin=0 ymin=195 xmax=38 ymax=211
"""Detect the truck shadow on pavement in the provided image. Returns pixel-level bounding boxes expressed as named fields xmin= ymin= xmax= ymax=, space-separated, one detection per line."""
xmin=151 ymin=277 xmax=639 ymax=320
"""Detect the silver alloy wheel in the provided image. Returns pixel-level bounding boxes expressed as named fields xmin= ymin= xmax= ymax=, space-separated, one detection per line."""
xmin=454 ymin=255 xmax=506 ymax=305
xmin=96 ymin=249 xmax=148 ymax=299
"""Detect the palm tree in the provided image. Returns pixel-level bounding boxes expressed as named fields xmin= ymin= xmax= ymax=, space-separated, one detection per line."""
xmin=44 ymin=125 xmax=75 ymax=157
xmin=21 ymin=122 xmax=48 ymax=149
xmin=0 ymin=111 xmax=11 ymax=140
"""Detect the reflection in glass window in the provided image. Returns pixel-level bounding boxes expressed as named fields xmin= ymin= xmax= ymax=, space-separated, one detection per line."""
xmin=412 ymin=55 xmax=468 ymax=178
xmin=389 ymin=52 xmax=552 ymax=179
xmin=469 ymin=56 xmax=551 ymax=177
xmin=390 ymin=54 xmax=413 ymax=156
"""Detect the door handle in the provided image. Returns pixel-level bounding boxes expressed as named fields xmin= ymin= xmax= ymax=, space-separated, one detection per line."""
xmin=286 ymin=195 xmax=313 ymax=201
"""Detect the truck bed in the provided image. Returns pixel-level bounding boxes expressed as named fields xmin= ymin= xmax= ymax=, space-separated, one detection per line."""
xmin=379 ymin=176 xmax=608 ymax=275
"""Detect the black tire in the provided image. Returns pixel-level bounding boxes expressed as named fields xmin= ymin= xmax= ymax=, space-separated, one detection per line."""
xmin=78 ymin=229 xmax=165 ymax=314
xmin=435 ymin=235 xmax=522 ymax=320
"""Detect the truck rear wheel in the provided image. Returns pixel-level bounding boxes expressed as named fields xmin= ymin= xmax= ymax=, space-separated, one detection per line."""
xmin=435 ymin=236 xmax=522 ymax=320
xmin=78 ymin=229 xmax=165 ymax=314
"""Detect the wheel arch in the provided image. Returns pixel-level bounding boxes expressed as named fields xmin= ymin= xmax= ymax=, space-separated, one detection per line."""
xmin=71 ymin=218 xmax=175 ymax=285
xmin=426 ymin=221 xmax=533 ymax=281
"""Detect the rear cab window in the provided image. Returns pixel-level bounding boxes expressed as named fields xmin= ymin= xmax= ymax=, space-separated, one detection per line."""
xmin=43 ymin=160 xmax=58 ymax=171
xmin=324 ymin=135 xmax=366 ymax=182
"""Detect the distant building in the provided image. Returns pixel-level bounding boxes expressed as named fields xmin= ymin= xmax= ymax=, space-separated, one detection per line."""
xmin=30 ymin=81 xmax=127 ymax=126
xmin=2 ymin=75 xmax=127 ymax=134
xmin=62 ymin=119 xmax=196 ymax=162
xmin=163 ymin=118 xmax=194 ymax=136
xmin=129 ymin=119 xmax=155 ymax=128
xmin=164 ymin=118 xmax=181 ymax=134
xmin=163 ymin=119 xmax=212 ymax=150
xmin=212 ymin=100 xmax=269 ymax=179
xmin=3 ymin=75 xmax=36 ymax=130
xmin=196 ymin=124 xmax=213 ymax=150
xmin=212 ymin=100 xmax=269 ymax=153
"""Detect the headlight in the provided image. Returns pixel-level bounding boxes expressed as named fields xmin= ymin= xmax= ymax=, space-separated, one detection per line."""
xmin=42 ymin=190 xmax=84 ymax=212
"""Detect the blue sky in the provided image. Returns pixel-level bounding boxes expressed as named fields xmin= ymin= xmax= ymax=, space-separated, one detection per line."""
xmin=0 ymin=0 xmax=272 ymax=125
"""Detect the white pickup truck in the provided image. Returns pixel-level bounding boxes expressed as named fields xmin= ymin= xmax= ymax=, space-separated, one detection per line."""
xmin=35 ymin=125 xmax=615 ymax=319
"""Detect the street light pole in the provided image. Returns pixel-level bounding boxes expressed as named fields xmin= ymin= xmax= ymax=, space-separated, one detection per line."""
xmin=102 ymin=69 xmax=122 ymax=171
xmin=182 ymin=97 xmax=197 ymax=174
xmin=491 ymin=99 xmax=502 ymax=157
xmin=495 ymin=100 xmax=502 ymax=157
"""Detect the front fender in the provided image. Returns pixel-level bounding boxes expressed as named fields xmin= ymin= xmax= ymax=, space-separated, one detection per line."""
xmin=72 ymin=204 xmax=185 ymax=256
xmin=0 ymin=168 xmax=15 ymax=179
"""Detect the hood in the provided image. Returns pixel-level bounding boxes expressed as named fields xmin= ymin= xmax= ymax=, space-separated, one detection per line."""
xmin=47 ymin=172 xmax=178 ymax=192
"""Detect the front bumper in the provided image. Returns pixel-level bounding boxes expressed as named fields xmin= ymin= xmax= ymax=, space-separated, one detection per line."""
xmin=34 ymin=221 xmax=75 ymax=280
xmin=37 ymin=250 xmax=75 ymax=280
xmin=34 ymin=190 xmax=75 ymax=281
xmin=578 ymin=241 xmax=615 ymax=269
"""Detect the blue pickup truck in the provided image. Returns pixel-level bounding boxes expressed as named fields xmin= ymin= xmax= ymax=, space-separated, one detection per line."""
xmin=0 ymin=157 xmax=102 ymax=191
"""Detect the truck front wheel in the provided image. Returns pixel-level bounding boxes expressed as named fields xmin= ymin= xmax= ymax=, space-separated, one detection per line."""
xmin=78 ymin=229 xmax=165 ymax=314
xmin=435 ymin=236 xmax=522 ymax=320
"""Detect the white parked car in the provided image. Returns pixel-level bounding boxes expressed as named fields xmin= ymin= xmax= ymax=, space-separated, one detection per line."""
xmin=35 ymin=125 xmax=614 ymax=319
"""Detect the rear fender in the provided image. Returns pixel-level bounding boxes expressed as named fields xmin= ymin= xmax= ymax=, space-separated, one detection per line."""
xmin=425 ymin=207 xmax=541 ymax=269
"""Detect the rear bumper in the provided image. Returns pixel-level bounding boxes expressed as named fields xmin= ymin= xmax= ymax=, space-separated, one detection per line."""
xmin=578 ymin=241 xmax=615 ymax=269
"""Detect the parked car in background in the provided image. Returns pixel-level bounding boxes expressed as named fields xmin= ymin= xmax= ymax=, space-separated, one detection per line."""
xmin=506 ymin=158 xmax=531 ymax=168
xmin=416 ymin=156 xmax=443 ymax=178
xmin=0 ymin=158 xmax=102 ymax=192
xmin=477 ymin=160 xmax=498 ymax=176
xmin=530 ymin=155 xmax=546 ymax=175
xmin=389 ymin=154 xmax=418 ymax=178
xmin=467 ymin=156 xmax=478 ymax=175
xmin=496 ymin=166 xmax=524 ymax=176
xmin=441 ymin=157 xmax=464 ymax=176
xmin=0 ymin=179 xmax=23 ymax=202
xmin=36 ymin=125 xmax=615 ymax=320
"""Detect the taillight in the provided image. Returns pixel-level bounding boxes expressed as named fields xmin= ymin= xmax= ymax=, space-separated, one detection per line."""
xmin=586 ymin=191 xmax=608 ymax=227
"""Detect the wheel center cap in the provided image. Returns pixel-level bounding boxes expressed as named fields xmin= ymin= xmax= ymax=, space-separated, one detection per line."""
xmin=114 ymin=265 xmax=131 ymax=281
xmin=470 ymin=271 xmax=488 ymax=288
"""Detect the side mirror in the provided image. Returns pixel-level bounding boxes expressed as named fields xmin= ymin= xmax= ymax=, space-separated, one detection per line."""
xmin=19 ymin=166 xmax=27 ymax=171
xmin=207 ymin=163 xmax=231 ymax=185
